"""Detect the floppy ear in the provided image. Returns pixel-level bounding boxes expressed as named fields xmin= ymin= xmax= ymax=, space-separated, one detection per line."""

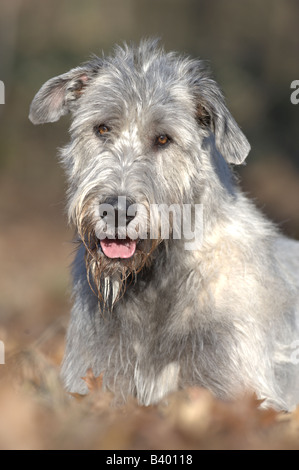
xmin=196 ymin=80 xmax=251 ymax=165
xmin=29 ymin=63 xmax=100 ymax=125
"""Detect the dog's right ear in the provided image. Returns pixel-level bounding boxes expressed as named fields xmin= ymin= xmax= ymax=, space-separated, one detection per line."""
xmin=195 ymin=91 xmax=251 ymax=166
xmin=190 ymin=61 xmax=251 ymax=165
xmin=29 ymin=64 xmax=99 ymax=124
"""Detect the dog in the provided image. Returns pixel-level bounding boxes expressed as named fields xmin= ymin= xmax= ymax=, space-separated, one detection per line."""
xmin=29 ymin=40 xmax=299 ymax=410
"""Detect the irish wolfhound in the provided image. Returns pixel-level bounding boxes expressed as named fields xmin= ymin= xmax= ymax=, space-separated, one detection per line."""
xmin=29 ymin=40 xmax=299 ymax=410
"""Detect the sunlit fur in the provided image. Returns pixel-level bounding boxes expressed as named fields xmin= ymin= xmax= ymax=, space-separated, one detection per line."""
xmin=29 ymin=40 xmax=299 ymax=410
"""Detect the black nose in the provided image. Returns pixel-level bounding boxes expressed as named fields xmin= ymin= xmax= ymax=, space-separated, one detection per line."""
xmin=101 ymin=196 xmax=136 ymax=227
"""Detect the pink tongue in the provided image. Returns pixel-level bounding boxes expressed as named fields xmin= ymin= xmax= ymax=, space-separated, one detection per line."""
xmin=100 ymin=238 xmax=137 ymax=259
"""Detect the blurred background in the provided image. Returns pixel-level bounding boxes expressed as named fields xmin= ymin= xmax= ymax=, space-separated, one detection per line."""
xmin=0 ymin=0 xmax=298 ymax=449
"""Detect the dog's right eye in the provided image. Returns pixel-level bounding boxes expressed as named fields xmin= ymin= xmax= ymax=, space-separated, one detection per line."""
xmin=95 ymin=124 xmax=111 ymax=136
xmin=155 ymin=134 xmax=171 ymax=148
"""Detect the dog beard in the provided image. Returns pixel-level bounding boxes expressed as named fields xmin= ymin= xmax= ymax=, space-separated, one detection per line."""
xmin=78 ymin=217 xmax=160 ymax=309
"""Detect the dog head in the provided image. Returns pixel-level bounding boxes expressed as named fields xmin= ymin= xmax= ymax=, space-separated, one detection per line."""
xmin=29 ymin=39 xmax=250 ymax=304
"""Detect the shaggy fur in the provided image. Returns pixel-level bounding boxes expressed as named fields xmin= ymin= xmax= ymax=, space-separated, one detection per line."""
xmin=29 ymin=40 xmax=299 ymax=410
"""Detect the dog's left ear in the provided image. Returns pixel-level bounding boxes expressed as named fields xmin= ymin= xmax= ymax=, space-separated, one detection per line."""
xmin=196 ymin=82 xmax=251 ymax=165
xmin=29 ymin=63 xmax=100 ymax=125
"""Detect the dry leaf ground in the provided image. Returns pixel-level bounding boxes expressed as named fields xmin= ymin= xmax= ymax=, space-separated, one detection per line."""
xmin=1 ymin=350 xmax=299 ymax=450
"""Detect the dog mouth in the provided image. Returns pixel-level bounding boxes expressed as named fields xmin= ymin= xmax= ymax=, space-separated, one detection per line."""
xmin=99 ymin=237 xmax=137 ymax=259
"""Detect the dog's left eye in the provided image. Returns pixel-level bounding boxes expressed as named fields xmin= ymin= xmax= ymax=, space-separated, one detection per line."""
xmin=95 ymin=124 xmax=111 ymax=136
xmin=155 ymin=134 xmax=171 ymax=147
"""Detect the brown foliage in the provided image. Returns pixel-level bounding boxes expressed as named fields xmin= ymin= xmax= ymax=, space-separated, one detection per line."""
xmin=1 ymin=346 xmax=299 ymax=450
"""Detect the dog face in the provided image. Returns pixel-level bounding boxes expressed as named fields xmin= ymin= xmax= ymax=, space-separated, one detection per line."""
xmin=29 ymin=40 xmax=250 ymax=304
